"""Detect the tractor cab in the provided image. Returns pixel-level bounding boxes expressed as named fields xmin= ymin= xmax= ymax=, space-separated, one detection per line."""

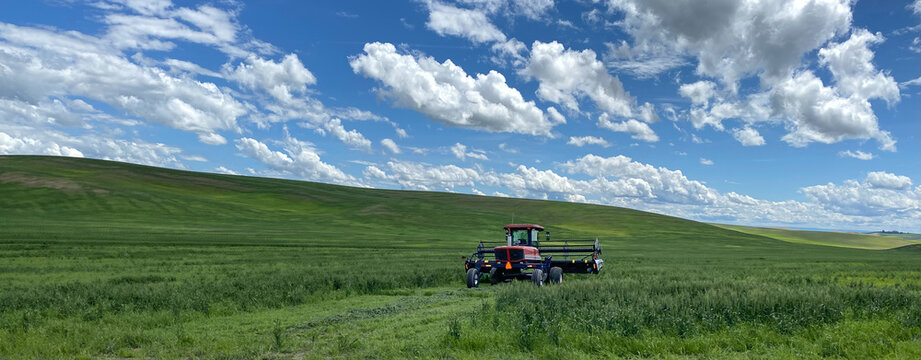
xmin=504 ymin=224 xmax=546 ymax=247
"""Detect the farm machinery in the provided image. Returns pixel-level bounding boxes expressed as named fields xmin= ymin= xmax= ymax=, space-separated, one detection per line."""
xmin=464 ymin=224 xmax=603 ymax=287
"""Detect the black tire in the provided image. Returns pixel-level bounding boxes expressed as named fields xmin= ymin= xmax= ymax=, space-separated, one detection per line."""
xmin=549 ymin=267 xmax=563 ymax=284
xmin=489 ymin=267 xmax=502 ymax=285
xmin=532 ymin=268 xmax=544 ymax=287
xmin=466 ymin=268 xmax=480 ymax=288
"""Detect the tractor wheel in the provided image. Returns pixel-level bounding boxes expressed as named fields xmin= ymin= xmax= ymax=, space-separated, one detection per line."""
xmin=466 ymin=268 xmax=480 ymax=288
xmin=549 ymin=267 xmax=563 ymax=284
xmin=489 ymin=268 xmax=503 ymax=285
xmin=532 ymin=269 xmax=544 ymax=287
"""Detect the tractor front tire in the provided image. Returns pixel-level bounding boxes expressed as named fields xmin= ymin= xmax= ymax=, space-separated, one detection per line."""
xmin=489 ymin=267 xmax=503 ymax=285
xmin=532 ymin=269 xmax=544 ymax=287
xmin=466 ymin=268 xmax=480 ymax=288
xmin=549 ymin=267 xmax=563 ymax=284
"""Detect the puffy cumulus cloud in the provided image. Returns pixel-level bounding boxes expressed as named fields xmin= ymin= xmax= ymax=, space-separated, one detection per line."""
xmin=315 ymin=119 xmax=372 ymax=151
xmin=349 ymin=42 xmax=561 ymax=136
xmin=424 ymin=2 xmax=533 ymax=64
xmin=679 ymin=81 xmax=717 ymax=106
xmin=598 ymin=114 xmax=659 ymax=142
xmin=818 ymin=29 xmax=899 ymax=104
xmin=380 ymin=138 xmax=401 ymax=154
xmin=450 ymin=142 xmax=488 ymax=161
xmin=524 ymin=41 xmax=634 ymax=118
xmin=802 ymin=174 xmax=920 ymax=216
xmin=606 ymin=0 xmax=852 ymax=88
xmin=732 ymin=127 xmax=765 ymax=146
xmin=771 ymin=71 xmax=896 ymax=151
xmin=426 ymin=2 xmax=507 ymax=43
xmin=0 ymin=22 xmax=245 ymax=145
xmin=214 ymin=166 xmax=239 ymax=175
xmin=838 ymin=150 xmax=874 ymax=160
xmin=561 ymin=154 xmax=718 ymax=205
xmin=364 ymin=160 xmax=480 ymax=191
xmin=485 ymin=165 xmax=587 ymax=200
xmin=223 ymin=54 xmax=316 ymax=100
xmin=234 ymin=132 xmax=359 ymax=186
xmin=567 ymin=136 xmax=611 ymax=147
xmin=638 ymin=102 xmax=659 ymax=123
xmin=0 ymin=131 xmax=84 ymax=158
xmin=866 ymin=171 xmax=912 ymax=190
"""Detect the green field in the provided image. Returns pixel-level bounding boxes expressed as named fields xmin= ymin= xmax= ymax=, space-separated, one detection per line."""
xmin=1 ymin=155 xmax=920 ymax=359
xmin=712 ymin=224 xmax=921 ymax=250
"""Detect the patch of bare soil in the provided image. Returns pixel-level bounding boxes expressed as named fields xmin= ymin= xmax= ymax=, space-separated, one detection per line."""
xmin=0 ymin=172 xmax=83 ymax=191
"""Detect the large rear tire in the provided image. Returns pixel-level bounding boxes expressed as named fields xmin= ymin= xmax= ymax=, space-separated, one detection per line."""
xmin=466 ymin=268 xmax=480 ymax=288
xmin=489 ymin=267 xmax=502 ymax=285
xmin=532 ymin=268 xmax=544 ymax=287
xmin=548 ymin=267 xmax=563 ymax=284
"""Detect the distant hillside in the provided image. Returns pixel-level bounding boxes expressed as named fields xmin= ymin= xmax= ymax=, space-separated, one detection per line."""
xmin=713 ymin=224 xmax=920 ymax=250
xmin=867 ymin=231 xmax=921 ymax=241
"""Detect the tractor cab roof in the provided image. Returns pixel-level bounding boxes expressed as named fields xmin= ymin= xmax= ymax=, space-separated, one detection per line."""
xmin=504 ymin=224 xmax=544 ymax=231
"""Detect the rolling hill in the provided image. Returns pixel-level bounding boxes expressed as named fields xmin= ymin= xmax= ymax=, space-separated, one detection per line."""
xmin=712 ymin=224 xmax=921 ymax=250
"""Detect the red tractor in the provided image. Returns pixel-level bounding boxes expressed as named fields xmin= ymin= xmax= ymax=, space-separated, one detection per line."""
xmin=464 ymin=224 xmax=603 ymax=287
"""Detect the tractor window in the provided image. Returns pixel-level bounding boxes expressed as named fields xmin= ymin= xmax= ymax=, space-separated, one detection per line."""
xmin=511 ymin=230 xmax=529 ymax=245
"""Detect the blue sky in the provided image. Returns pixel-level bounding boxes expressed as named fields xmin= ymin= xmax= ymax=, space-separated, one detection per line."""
xmin=1 ymin=0 xmax=920 ymax=232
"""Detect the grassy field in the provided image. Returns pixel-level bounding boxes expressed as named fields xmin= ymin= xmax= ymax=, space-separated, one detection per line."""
xmin=1 ymin=155 xmax=920 ymax=359
xmin=712 ymin=224 xmax=921 ymax=250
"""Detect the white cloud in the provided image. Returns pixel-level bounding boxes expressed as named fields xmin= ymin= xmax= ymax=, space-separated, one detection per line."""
xmin=567 ymin=136 xmax=611 ymax=147
xmin=772 ymin=71 xmax=896 ymax=151
xmin=215 ymin=166 xmax=239 ymax=175
xmin=597 ymin=114 xmax=659 ymax=142
xmin=450 ymin=142 xmax=488 ymax=161
xmin=866 ymin=171 xmax=912 ymax=190
xmin=366 ymin=160 xmax=480 ymax=191
xmin=0 ymin=22 xmax=245 ymax=145
xmin=524 ymin=41 xmax=635 ymax=118
xmin=234 ymin=132 xmax=359 ymax=186
xmin=838 ymin=150 xmax=874 ymax=160
xmin=818 ymin=29 xmax=899 ymax=104
xmin=223 ymin=54 xmax=316 ymax=100
xmin=732 ymin=127 xmax=765 ymax=146
xmin=498 ymin=143 xmax=519 ymax=153
xmin=350 ymin=42 xmax=561 ymax=136
xmin=638 ymin=102 xmax=659 ymax=123
xmin=380 ymin=138 xmax=401 ymax=154
xmin=802 ymin=173 xmax=919 ymax=216
xmin=561 ymin=154 xmax=718 ymax=205
xmin=679 ymin=81 xmax=717 ymax=106
xmin=0 ymin=131 xmax=84 ymax=158
xmin=319 ymin=119 xmax=372 ymax=151
xmin=606 ymin=0 xmax=852 ymax=89
xmin=97 ymin=1 xmax=273 ymax=57
xmin=699 ymin=158 xmax=713 ymax=166
xmin=426 ymin=2 xmax=506 ymax=44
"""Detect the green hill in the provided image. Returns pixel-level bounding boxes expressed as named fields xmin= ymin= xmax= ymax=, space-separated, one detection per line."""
xmin=1 ymin=155 xmax=920 ymax=359
xmin=712 ymin=224 xmax=920 ymax=250
xmin=0 ymin=155 xmax=785 ymax=252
